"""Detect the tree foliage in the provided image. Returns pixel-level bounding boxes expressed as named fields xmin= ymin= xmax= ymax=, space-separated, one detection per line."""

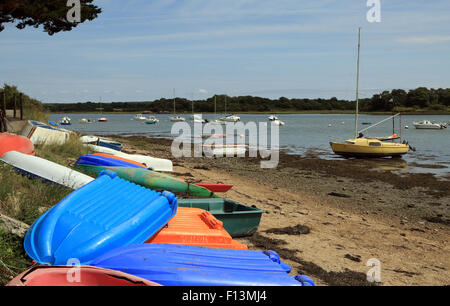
xmin=0 ymin=0 xmax=101 ymax=35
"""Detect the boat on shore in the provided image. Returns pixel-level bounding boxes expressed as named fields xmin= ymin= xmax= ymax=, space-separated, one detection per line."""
xmin=24 ymin=170 xmax=177 ymax=265
xmin=413 ymin=120 xmax=446 ymax=129
xmin=0 ymin=151 xmax=94 ymax=189
xmin=7 ymin=266 xmax=161 ymax=286
xmin=330 ymin=28 xmax=410 ymax=158
xmin=90 ymin=244 xmax=315 ymax=286
xmin=178 ymin=198 xmax=264 ymax=237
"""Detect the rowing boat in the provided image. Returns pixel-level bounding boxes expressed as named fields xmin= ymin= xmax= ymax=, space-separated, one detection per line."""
xmin=0 ymin=133 xmax=35 ymax=156
xmin=7 ymin=266 xmax=161 ymax=286
xmin=178 ymin=198 xmax=264 ymax=237
xmin=90 ymin=244 xmax=315 ymax=286
xmin=0 ymin=151 xmax=93 ymax=189
xmin=24 ymin=170 xmax=178 ymax=265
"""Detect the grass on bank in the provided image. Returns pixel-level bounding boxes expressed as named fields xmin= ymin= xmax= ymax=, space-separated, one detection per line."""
xmin=0 ymin=133 xmax=93 ymax=285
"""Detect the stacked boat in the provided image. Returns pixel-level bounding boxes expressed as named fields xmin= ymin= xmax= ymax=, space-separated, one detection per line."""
xmin=1 ymin=132 xmax=314 ymax=287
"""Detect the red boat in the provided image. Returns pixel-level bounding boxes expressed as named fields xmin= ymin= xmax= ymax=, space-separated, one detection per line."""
xmin=0 ymin=133 xmax=35 ymax=157
xmin=194 ymin=183 xmax=233 ymax=193
xmin=7 ymin=266 xmax=161 ymax=286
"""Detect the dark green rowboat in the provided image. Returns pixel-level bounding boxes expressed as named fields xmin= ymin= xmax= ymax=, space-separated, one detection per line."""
xmin=178 ymin=198 xmax=265 ymax=237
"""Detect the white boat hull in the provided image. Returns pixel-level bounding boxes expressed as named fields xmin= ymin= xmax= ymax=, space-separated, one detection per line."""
xmin=0 ymin=151 xmax=94 ymax=190
xmin=21 ymin=120 xmax=71 ymax=145
xmin=85 ymin=144 xmax=173 ymax=172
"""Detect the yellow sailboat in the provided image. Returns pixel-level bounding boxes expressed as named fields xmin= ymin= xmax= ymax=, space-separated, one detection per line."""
xmin=330 ymin=28 xmax=411 ymax=158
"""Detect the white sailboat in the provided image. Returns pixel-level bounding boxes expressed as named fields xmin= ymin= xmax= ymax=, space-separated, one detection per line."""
xmin=170 ymin=89 xmax=186 ymax=122
xmin=218 ymin=96 xmax=240 ymax=122
xmin=210 ymin=96 xmax=226 ymax=125
xmin=97 ymin=97 xmax=108 ymax=122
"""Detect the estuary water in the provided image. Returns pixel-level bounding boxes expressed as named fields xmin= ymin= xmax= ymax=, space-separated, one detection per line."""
xmin=49 ymin=113 xmax=450 ymax=178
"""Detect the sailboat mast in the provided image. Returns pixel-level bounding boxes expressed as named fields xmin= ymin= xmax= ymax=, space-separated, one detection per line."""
xmin=355 ymin=27 xmax=361 ymax=139
xmin=173 ymin=88 xmax=176 ymax=115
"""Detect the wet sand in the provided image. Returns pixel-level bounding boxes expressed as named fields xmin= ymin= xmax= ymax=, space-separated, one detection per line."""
xmin=115 ymin=135 xmax=450 ymax=286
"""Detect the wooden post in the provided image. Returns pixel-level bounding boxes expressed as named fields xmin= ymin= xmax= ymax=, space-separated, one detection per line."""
xmin=20 ymin=93 xmax=23 ymax=120
xmin=14 ymin=94 xmax=17 ymax=118
xmin=1 ymin=90 xmax=6 ymax=132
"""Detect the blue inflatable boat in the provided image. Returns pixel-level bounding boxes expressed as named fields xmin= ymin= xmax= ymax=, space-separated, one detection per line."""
xmin=24 ymin=170 xmax=178 ymax=265
xmin=90 ymin=244 xmax=315 ymax=286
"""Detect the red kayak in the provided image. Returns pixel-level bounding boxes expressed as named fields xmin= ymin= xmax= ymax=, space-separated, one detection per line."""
xmin=7 ymin=266 xmax=161 ymax=286
xmin=0 ymin=133 xmax=35 ymax=157
xmin=194 ymin=183 xmax=233 ymax=193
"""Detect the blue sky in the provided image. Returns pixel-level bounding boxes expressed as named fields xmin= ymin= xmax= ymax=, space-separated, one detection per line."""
xmin=1 ymin=0 xmax=450 ymax=103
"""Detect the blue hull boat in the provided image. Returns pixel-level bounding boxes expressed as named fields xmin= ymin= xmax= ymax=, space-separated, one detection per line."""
xmin=90 ymin=244 xmax=315 ymax=286
xmin=75 ymin=154 xmax=144 ymax=169
xmin=98 ymin=140 xmax=122 ymax=151
xmin=24 ymin=170 xmax=178 ymax=265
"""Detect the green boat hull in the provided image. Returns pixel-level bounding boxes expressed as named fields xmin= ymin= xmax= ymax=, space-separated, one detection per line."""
xmin=178 ymin=198 xmax=265 ymax=237
xmin=74 ymin=165 xmax=219 ymax=198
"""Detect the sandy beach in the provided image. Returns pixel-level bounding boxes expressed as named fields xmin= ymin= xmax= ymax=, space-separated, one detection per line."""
xmin=113 ymin=135 xmax=450 ymax=286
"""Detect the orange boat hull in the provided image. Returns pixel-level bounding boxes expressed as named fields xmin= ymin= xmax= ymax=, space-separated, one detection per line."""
xmin=0 ymin=133 xmax=35 ymax=157
xmin=147 ymin=207 xmax=248 ymax=250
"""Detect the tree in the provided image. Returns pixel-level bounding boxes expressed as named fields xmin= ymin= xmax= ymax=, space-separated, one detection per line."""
xmin=0 ymin=0 xmax=101 ymax=35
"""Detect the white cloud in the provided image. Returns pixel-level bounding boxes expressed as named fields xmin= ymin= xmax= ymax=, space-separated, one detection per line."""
xmin=198 ymin=89 xmax=208 ymax=94
xmin=397 ymin=35 xmax=450 ymax=45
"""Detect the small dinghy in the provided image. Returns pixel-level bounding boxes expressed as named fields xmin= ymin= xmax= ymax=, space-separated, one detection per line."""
xmin=75 ymin=154 xmax=145 ymax=169
xmin=193 ymin=183 xmax=233 ymax=193
xmin=90 ymin=244 xmax=315 ymax=286
xmin=21 ymin=120 xmax=71 ymax=145
xmin=0 ymin=133 xmax=35 ymax=157
xmin=147 ymin=207 xmax=248 ymax=250
xmin=74 ymin=163 xmax=219 ymax=198
xmin=80 ymin=135 xmax=123 ymax=151
xmin=7 ymin=266 xmax=161 ymax=286
xmin=178 ymin=198 xmax=264 ymax=237
xmin=84 ymin=144 xmax=173 ymax=172
xmin=0 ymin=151 xmax=93 ymax=189
xmin=24 ymin=170 xmax=178 ymax=265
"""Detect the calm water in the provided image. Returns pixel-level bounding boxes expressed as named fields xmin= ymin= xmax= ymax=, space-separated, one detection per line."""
xmin=49 ymin=113 xmax=450 ymax=178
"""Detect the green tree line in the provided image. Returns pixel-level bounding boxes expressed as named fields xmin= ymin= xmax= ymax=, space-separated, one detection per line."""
xmin=44 ymin=87 xmax=450 ymax=113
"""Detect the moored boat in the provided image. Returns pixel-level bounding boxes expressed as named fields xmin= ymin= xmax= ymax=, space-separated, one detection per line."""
xmin=330 ymin=137 xmax=410 ymax=158
xmin=413 ymin=120 xmax=446 ymax=129
xmin=330 ymin=28 xmax=411 ymax=158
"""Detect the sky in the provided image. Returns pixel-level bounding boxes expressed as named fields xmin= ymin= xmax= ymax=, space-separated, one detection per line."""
xmin=1 ymin=0 xmax=450 ymax=103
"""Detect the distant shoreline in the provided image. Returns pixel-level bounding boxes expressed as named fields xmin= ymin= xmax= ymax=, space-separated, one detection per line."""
xmin=49 ymin=110 xmax=450 ymax=115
